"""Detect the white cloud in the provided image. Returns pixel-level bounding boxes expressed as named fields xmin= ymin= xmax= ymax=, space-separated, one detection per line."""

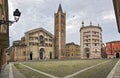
xmin=66 ymin=15 xmax=81 ymax=33
xmin=8 ymin=0 xmax=120 ymax=45
xmin=102 ymin=11 xmax=115 ymax=21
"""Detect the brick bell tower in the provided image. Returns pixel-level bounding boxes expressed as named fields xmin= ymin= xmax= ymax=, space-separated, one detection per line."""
xmin=54 ymin=4 xmax=66 ymax=59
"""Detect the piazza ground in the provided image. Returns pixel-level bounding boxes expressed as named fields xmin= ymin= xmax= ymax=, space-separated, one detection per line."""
xmin=14 ymin=59 xmax=118 ymax=78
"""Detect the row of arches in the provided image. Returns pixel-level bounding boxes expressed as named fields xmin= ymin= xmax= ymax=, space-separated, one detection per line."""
xmin=84 ymin=48 xmax=120 ymax=58
xmin=30 ymin=48 xmax=52 ymax=60
xmin=85 ymin=53 xmax=120 ymax=58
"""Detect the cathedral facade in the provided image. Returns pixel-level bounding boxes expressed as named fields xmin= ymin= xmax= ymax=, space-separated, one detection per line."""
xmin=9 ymin=4 xmax=67 ymax=61
xmin=25 ymin=28 xmax=54 ymax=60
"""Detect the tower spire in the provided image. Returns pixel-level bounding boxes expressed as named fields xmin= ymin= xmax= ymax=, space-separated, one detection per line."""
xmin=98 ymin=23 xmax=100 ymax=27
xmin=58 ymin=4 xmax=63 ymax=12
xmin=90 ymin=21 xmax=92 ymax=26
xmin=82 ymin=20 xmax=84 ymax=27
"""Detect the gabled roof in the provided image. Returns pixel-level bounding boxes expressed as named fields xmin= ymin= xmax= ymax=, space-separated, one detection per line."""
xmin=66 ymin=42 xmax=80 ymax=46
xmin=25 ymin=27 xmax=53 ymax=38
xmin=13 ymin=40 xmax=27 ymax=46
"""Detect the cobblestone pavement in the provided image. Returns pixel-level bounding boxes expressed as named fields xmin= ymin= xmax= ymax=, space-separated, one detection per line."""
xmin=0 ymin=59 xmax=120 ymax=78
xmin=113 ymin=59 xmax=120 ymax=78
xmin=0 ymin=64 xmax=9 ymax=78
xmin=107 ymin=59 xmax=120 ymax=78
xmin=12 ymin=63 xmax=25 ymax=78
xmin=0 ymin=63 xmax=25 ymax=78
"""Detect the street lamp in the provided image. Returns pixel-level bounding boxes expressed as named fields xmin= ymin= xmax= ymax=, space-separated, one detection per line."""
xmin=13 ymin=9 xmax=21 ymax=22
xmin=0 ymin=9 xmax=21 ymax=26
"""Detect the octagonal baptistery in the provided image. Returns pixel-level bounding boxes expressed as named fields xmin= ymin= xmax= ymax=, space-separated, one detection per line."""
xmin=80 ymin=22 xmax=102 ymax=59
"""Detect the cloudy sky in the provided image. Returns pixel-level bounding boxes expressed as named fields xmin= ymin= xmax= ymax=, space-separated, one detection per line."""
xmin=8 ymin=0 xmax=120 ymax=46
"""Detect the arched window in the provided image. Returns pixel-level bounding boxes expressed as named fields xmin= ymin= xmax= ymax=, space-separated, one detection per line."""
xmin=39 ymin=35 xmax=44 ymax=41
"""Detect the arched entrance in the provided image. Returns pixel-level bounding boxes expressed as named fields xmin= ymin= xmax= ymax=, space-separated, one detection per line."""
xmin=84 ymin=48 xmax=90 ymax=58
xmin=116 ymin=53 xmax=120 ymax=58
xmin=50 ymin=52 xmax=52 ymax=59
xmin=30 ymin=52 xmax=33 ymax=60
xmin=40 ymin=48 xmax=44 ymax=59
xmin=86 ymin=53 xmax=90 ymax=58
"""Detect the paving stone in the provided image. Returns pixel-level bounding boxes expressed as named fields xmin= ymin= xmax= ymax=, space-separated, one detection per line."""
xmin=113 ymin=60 xmax=120 ymax=78
xmin=0 ymin=64 xmax=9 ymax=78
xmin=12 ymin=64 xmax=26 ymax=78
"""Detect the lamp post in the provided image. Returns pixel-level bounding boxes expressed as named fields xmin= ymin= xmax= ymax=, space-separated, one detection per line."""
xmin=0 ymin=9 xmax=21 ymax=26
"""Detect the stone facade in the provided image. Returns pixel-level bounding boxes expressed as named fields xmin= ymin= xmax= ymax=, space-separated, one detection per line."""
xmin=0 ymin=0 xmax=9 ymax=72
xmin=80 ymin=22 xmax=102 ymax=59
xmin=106 ymin=41 xmax=120 ymax=58
xmin=25 ymin=27 xmax=54 ymax=60
xmin=54 ymin=4 xmax=66 ymax=59
xmin=9 ymin=46 xmax=14 ymax=62
xmin=11 ymin=38 xmax=27 ymax=61
xmin=113 ymin=0 xmax=120 ymax=33
xmin=66 ymin=42 xmax=80 ymax=58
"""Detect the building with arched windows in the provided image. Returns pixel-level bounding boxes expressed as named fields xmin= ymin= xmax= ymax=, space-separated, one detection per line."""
xmin=80 ymin=21 xmax=102 ymax=59
xmin=9 ymin=28 xmax=54 ymax=61
xmin=106 ymin=41 xmax=120 ymax=58
xmin=10 ymin=38 xmax=27 ymax=61
xmin=66 ymin=42 xmax=80 ymax=58
xmin=25 ymin=27 xmax=54 ymax=60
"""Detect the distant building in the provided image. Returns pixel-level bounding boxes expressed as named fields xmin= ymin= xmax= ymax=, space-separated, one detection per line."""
xmin=80 ymin=21 xmax=102 ymax=59
xmin=9 ymin=46 xmax=14 ymax=62
xmin=25 ymin=27 xmax=54 ymax=60
xmin=66 ymin=42 xmax=80 ymax=58
xmin=54 ymin=4 xmax=66 ymax=59
xmin=113 ymin=0 xmax=120 ymax=33
xmin=106 ymin=41 xmax=120 ymax=58
xmin=10 ymin=37 xmax=27 ymax=61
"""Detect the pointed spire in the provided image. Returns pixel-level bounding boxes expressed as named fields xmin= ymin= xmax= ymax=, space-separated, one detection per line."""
xmin=98 ymin=23 xmax=99 ymax=27
xmin=90 ymin=21 xmax=92 ymax=26
xmin=58 ymin=4 xmax=63 ymax=12
xmin=82 ymin=21 xmax=84 ymax=27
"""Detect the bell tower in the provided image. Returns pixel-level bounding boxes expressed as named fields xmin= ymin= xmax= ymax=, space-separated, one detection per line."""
xmin=54 ymin=4 xmax=66 ymax=59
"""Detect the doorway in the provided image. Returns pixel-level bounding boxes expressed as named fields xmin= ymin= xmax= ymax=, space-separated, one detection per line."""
xmin=40 ymin=48 xmax=44 ymax=59
xmin=30 ymin=52 xmax=33 ymax=60
xmin=86 ymin=53 xmax=90 ymax=58
xmin=50 ymin=52 xmax=52 ymax=59
xmin=116 ymin=53 xmax=120 ymax=58
xmin=84 ymin=48 xmax=90 ymax=58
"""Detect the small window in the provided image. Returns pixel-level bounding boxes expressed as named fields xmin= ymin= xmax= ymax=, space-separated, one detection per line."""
xmin=23 ymin=52 xmax=26 ymax=56
xmin=95 ymin=44 xmax=97 ymax=46
xmin=45 ymin=43 xmax=48 ymax=47
xmin=72 ymin=53 xmax=73 ymax=56
xmin=49 ymin=39 xmax=52 ymax=42
xmin=39 ymin=35 xmax=44 ymax=41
